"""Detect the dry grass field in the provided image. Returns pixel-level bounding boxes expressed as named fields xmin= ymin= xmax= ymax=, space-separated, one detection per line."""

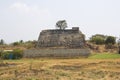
xmin=0 ymin=57 xmax=120 ymax=80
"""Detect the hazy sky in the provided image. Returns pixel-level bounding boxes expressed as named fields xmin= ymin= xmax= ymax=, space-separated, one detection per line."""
xmin=0 ymin=0 xmax=120 ymax=43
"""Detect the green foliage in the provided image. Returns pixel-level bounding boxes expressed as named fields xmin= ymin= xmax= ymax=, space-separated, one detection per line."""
xmin=1 ymin=52 xmax=9 ymax=59
xmin=11 ymin=40 xmax=37 ymax=48
xmin=105 ymin=36 xmax=116 ymax=49
xmin=105 ymin=36 xmax=116 ymax=45
xmin=89 ymin=53 xmax=120 ymax=59
xmin=56 ymin=20 xmax=67 ymax=30
xmin=12 ymin=42 xmax=20 ymax=46
xmin=89 ymin=34 xmax=106 ymax=45
xmin=0 ymin=39 xmax=4 ymax=45
xmin=1 ymin=49 xmax=23 ymax=59
xmin=24 ymin=40 xmax=37 ymax=48
xmin=12 ymin=49 xmax=23 ymax=59
xmin=20 ymin=40 xmax=24 ymax=43
xmin=12 ymin=40 xmax=24 ymax=46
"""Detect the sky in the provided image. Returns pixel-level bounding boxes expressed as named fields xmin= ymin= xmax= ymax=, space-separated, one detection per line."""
xmin=0 ymin=0 xmax=120 ymax=43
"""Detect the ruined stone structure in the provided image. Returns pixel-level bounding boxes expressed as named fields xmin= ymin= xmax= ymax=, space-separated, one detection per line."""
xmin=23 ymin=27 xmax=91 ymax=58
xmin=37 ymin=27 xmax=85 ymax=48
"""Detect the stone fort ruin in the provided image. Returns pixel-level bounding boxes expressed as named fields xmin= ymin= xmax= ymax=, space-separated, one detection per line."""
xmin=37 ymin=27 xmax=85 ymax=48
xmin=24 ymin=20 xmax=90 ymax=58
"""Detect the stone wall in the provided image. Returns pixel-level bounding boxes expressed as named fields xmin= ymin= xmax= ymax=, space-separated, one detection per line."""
xmin=37 ymin=27 xmax=85 ymax=48
xmin=23 ymin=48 xmax=90 ymax=58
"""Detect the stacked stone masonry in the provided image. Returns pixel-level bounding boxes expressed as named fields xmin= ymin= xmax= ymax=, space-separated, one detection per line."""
xmin=37 ymin=27 xmax=85 ymax=48
xmin=24 ymin=49 xmax=90 ymax=58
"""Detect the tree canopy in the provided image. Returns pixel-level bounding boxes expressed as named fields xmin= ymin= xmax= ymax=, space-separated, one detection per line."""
xmin=56 ymin=20 xmax=67 ymax=30
xmin=105 ymin=36 xmax=116 ymax=45
xmin=89 ymin=34 xmax=106 ymax=45
xmin=0 ymin=39 xmax=4 ymax=45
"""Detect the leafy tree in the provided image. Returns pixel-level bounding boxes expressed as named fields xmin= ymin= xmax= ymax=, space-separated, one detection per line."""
xmin=19 ymin=40 xmax=24 ymax=43
xmin=12 ymin=42 xmax=19 ymax=46
xmin=89 ymin=34 xmax=106 ymax=45
xmin=56 ymin=20 xmax=67 ymax=30
xmin=105 ymin=36 xmax=116 ymax=45
xmin=105 ymin=36 xmax=116 ymax=49
xmin=0 ymin=39 xmax=4 ymax=45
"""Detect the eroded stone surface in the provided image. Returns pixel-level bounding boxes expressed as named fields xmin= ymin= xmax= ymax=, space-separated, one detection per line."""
xmin=37 ymin=27 xmax=85 ymax=48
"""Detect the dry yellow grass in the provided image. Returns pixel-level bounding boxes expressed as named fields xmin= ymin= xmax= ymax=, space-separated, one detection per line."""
xmin=0 ymin=59 xmax=120 ymax=80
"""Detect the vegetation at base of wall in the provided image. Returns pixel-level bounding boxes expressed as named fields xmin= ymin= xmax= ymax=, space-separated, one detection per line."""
xmin=88 ymin=53 xmax=120 ymax=59
xmin=0 ymin=49 xmax=23 ymax=59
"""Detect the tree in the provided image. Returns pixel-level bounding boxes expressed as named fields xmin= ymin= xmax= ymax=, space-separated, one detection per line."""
xmin=56 ymin=20 xmax=67 ymax=30
xmin=105 ymin=36 xmax=116 ymax=45
xmin=0 ymin=39 xmax=4 ymax=45
xmin=89 ymin=34 xmax=106 ymax=45
xmin=19 ymin=40 xmax=24 ymax=43
xmin=105 ymin=36 xmax=116 ymax=49
xmin=12 ymin=42 xmax=19 ymax=46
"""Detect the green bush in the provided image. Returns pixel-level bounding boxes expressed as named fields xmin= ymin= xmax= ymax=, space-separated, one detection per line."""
xmin=105 ymin=36 xmax=116 ymax=45
xmin=1 ymin=52 xmax=10 ymax=59
xmin=1 ymin=49 xmax=23 ymax=59
xmin=105 ymin=36 xmax=116 ymax=49
xmin=12 ymin=42 xmax=20 ymax=46
xmin=12 ymin=49 xmax=23 ymax=59
xmin=89 ymin=34 xmax=106 ymax=45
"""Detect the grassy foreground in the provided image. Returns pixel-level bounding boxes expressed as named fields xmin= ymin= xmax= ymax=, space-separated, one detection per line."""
xmin=89 ymin=53 xmax=120 ymax=59
xmin=0 ymin=53 xmax=120 ymax=80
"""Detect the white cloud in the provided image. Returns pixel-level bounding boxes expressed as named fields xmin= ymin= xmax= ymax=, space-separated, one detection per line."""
xmin=9 ymin=2 xmax=50 ymax=15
